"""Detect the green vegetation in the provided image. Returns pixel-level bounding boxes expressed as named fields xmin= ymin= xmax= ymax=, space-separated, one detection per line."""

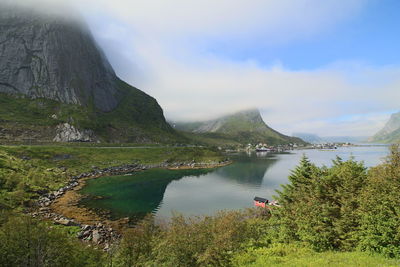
xmin=1 ymin=145 xmax=400 ymax=266
xmin=0 ymin=79 xmax=183 ymax=143
xmin=370 ymin=111 xmax=400 ymax=144
xmin=0 ymin=213 xmax=103 ymax=267
xmin=233 ymin=244 xmax=399 ymax=267
xmin=0 ymin=149 xmax=68 ymax=210
xmin=0 ymin=145 xmax=224 ymax=210
xmin=173 ymin=109 xmax=306 ymax=146
xmin=106 ymin=145 xmax=400 ymax=266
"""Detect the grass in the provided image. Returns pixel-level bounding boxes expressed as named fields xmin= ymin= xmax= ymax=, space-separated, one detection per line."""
xmin=1 ymin=145 xmax=224 ymax=173
xmin=0 ymin=79 xmax=186 ymax=143
xmin=174 ymin=110 xmax=307 ymax=146
xmin=0 ymin=145 xmax=225 ymax=210
xmin=233 ymin=244 xmax=400 ymax=267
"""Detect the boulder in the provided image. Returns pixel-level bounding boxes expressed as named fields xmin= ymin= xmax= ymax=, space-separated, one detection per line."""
xmin=92 ymin=230 xmax=101 ymax=244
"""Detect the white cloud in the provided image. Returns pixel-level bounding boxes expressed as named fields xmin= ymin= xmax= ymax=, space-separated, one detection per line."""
xmin=84 ymin=0 xmax=365 ymax=43
xmin=5 ymin=0 xmax=397 ymax=137
xmin=120 ymin=44 xmax=400 ymax=136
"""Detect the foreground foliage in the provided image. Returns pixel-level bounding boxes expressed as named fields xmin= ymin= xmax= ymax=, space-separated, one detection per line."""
xmin=232 ymin=243 xmax=400 ymax=267
xmin=1 ymin=145 xmax=400 ymax=266
xmin=110 ymin=145 xmax=400 ymax=266
xmin=0 ymin=213 xmax=103 ymax=267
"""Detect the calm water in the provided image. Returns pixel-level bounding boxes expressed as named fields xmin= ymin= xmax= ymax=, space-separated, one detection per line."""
xmin=80 ymin=146 xmax=389 ymax=220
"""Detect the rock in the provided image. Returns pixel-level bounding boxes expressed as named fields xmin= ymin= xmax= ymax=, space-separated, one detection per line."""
xmin=55 ymin=218 xmax=73 ymax=226
xmin=59 ymin=167 xmax=67 ymax=172
xmin=39 ymin=207 xmax=50 ymax=212
xmin=78 ymin=230 xmax=91 ymax=239
xmin=82 ymin=225 xmax=91 ymax=231
xmin=0 ymin=3 xmax=118 ymax=112
xmin=53 ymin=123 xmax=95 ymax=142
xmin=92 ymin=230 xmax=101 ymax=244
xmin=83 ymin=230 xmax=91 ymax=237
xmin=77 ymin=231 xmax=85 ymax=239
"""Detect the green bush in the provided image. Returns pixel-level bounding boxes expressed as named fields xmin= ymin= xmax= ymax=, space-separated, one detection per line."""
xmin=357 ymin=145 xmax=400 ymax=257
xmin=113 ymin=209 xmax=269 ymax=267
xmin=273 ymin=155 xmax=368 ymax=251
xmin=113 ymin=215 xmax=161 ymax=267
xmin=0 ymin=215 xmax=103 ymax=267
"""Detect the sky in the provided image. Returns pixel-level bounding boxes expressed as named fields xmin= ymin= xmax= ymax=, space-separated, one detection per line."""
xmin=9 ymin=0 xmax=400 ymax=137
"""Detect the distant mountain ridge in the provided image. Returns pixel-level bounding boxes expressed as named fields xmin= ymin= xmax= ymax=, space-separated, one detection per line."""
xmin=292 ymin=133 xmax=368 ymax=144
xmin=292 ymin=133 xmax=323 ymax=144
xmin=0 ymin=3 xmax=178 ymax=143
xmin=172 ymin=109 xmax=306 ymax=145
xmin=370 ymin=111 xmax=400 ymax=143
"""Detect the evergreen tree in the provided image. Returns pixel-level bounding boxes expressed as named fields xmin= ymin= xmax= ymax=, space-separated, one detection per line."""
xmin=358 ymin=145 xmax=400 ymax=257
xmin=274 ymin=155 xmax=319 ymax=243
xmin=274 ymin=155 xmax=367 ymax=251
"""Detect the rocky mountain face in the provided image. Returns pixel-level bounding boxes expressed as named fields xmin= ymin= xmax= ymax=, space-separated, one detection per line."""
xmin=370 ymin=111 xmax=400 ymax=143
xmin=0 ymin=3 xmax=177 ymax=143
xmin=173 ymin=109 xmax=306 ymax=145
xmin=0 ymin=4 xmax=118 ymax=112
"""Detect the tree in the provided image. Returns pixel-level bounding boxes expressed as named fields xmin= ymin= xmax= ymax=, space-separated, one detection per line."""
xmin=273 ymin=156 xmax=368 ymax=251
xmin=273 ymin=155 xmax=319 ymax=243
xmin=358 ymin=145 xmax=400 ymax=257
xmin=0 ymin=215 xmax=103 ymax=267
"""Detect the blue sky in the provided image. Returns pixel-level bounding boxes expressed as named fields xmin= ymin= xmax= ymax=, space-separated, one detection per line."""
xmin=207 ymin=0 xmax=400 ymax=70
xmin=17 ymin=0 xmax=400 ymax=137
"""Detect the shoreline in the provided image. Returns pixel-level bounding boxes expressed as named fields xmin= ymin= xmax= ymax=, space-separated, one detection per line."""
xmin=51 ymin=160 xmax=232 ymax=227
xmin=35 ymin=160 xmax=232 ymax=247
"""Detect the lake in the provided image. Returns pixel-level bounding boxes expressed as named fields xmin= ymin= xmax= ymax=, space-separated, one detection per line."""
xmin=79 ymin=145 xmax=389 ymax=220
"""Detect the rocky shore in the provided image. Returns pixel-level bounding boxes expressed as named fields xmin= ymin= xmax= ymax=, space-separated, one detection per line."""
xmin=33 ymin=159 xmax=231 ymax=249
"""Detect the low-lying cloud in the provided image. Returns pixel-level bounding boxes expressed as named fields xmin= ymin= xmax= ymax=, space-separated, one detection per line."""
xmin=4 ymin=0 xmax=397 ymax=137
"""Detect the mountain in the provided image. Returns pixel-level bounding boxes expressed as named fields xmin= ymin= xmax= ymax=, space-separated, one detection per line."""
xmin=292 ymin=133 xmax=368 ymax=144
xmin=0 ymin=3 xmax=177 ymax=143
xmin=321 ymin=136 xmax=368 ymax=143
xmin=172 ymin=109 xmax=306 ymax=145
xmin=370 ymin=111 xmax=400 ymax=143
xmin=292 ymin=133 xmax=323 ymax=144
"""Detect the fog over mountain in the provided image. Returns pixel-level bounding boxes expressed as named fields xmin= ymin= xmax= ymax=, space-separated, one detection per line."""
xmin=0 ymin=1 xmax=176 ymax=143
xmin=370 ymin=111 xmax=400 ymax=143
xmin=3 ymin=0 xmax=400 ymax=137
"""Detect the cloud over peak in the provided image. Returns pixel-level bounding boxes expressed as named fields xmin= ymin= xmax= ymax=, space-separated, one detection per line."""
xmin=5 ymin=0 xmax=398 ymax=137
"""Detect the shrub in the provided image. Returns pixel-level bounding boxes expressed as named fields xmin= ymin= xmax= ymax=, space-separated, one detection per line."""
xmin=357 ymin=145 xmax=400 ymax=258
xmin=0 ymin=215 xmax=103 ymax=267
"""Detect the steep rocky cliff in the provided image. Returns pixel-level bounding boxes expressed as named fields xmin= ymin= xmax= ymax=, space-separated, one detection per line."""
xmin=0 ymin=4 xmax=118 ymax=112
xmin=0 ymin=3 xmax=178 ymax=143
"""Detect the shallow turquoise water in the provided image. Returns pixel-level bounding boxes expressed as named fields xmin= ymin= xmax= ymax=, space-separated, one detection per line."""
xmin=79 ymin=146 xmax=388 ymax=220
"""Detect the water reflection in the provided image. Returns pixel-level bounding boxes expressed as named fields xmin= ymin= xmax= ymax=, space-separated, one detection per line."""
xmin=79 ymin=146 xmax=388 ymax=220
xmin=215 ymin=153 xmax=277 ymax=187
xmin=80 ymin=168 xmax=213 ymax=220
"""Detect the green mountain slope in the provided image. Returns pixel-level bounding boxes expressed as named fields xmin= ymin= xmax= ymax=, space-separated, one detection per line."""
xmin=370 ymin=111 xmax=400 ymax=143
xmin=172 ymin=109 xmax=306 ymax=145
xmin=0 ymin=4 xmax=180 ymax=143
xmin=0 ymin=79 xmax=180 ymax=143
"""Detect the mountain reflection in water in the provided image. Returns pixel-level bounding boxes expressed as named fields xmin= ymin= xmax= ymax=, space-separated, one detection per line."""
xmin=80 ymin=146 xmax=388 ymax=220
